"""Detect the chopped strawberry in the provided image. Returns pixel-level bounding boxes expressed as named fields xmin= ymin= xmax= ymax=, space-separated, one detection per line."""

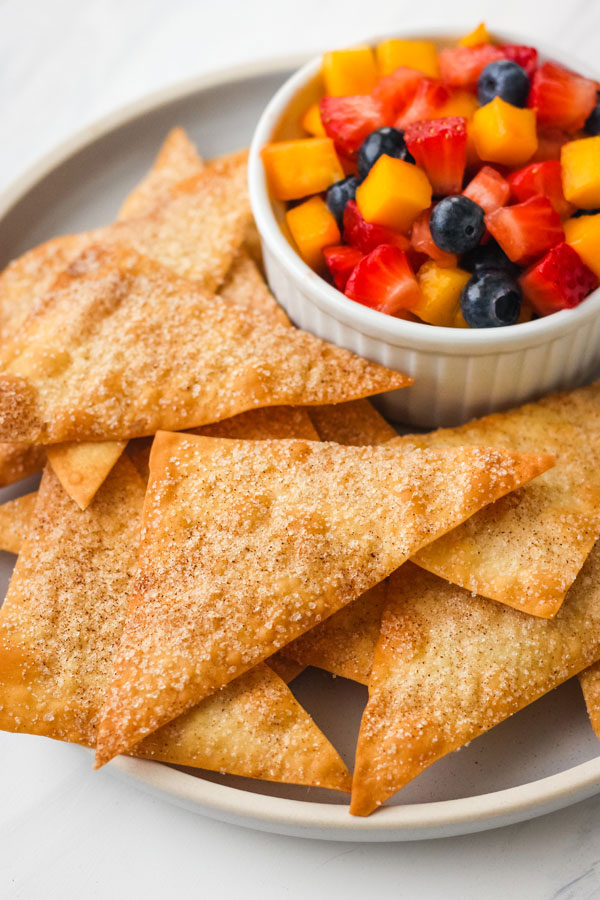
xmin=499 ymin=44 xmax=538 ymax=78
xmin=508 ymin=161 xmax=574 ymax=218
xmin=343 ymin=200 xmax=410 ymax=254
xmin=438 ymin=44 xmax=505 ymax=90
xmin=394 ymin=79 xmax=451 ymax=129
xmin=463 ymin=165 xmax=510 ymax=214
xmin=411 ymin=209 xmax=457 ymax=267
xmin=371 ymin=66 xmax=423 ymax=120
xmin=485 ymin=196 xmax=565 ymax=264
xmin=531 ymin=129 xmax=571 ymax=162
xmin=528 ymin=62 xmax=597 ymax=132
xmin=319 ymin=95 xmax=386 ymax=158
xmin=520 ymin=242 xmax=598 ymax=316
xmin=323 ymin=245 xmax=364 ymax=290
xmin=345 ymin=244 xmax=421 ymax=315
xmin=404 ymin=117 xmax=467 ymax=195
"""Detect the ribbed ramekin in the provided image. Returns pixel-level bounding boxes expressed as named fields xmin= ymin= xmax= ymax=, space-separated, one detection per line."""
xmin=249 ymin=29 xmax=600 ymax=427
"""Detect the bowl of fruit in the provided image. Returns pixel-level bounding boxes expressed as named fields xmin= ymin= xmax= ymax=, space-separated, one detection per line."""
xmin=249 ymin=25 xmax=600 ymax=427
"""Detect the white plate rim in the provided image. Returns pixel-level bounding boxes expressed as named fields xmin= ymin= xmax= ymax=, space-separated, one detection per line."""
xmin=3 ymin=54 xmax=600 ymax=842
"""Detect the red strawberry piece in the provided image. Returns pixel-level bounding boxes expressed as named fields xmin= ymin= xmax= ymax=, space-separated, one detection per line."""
xmin=345 ymin=244 xmax=421 ymax=315
xmin=404 ymin=116 xmax=467 ymax=195
xmin=411 ymin=209 xmax=457 ymax=267
xmin=532 ymin=129 xmax=571 ymax=162
xmin=371 ymin=66 xmax=423 ymax=120
xmin=438 ymin=44 xmax=505 ymax=90
xmin=319 ymin=95 xmax=386 ymax=158
xmin=394 ymin=79 xmax=451 ymax=129
xmin=485 ymin=196 xmax=565 ymax=265
xmin=323 ymin=245 xmax=365 ymax=291
xmin=463 ymin=165 xmax=510 ymax=215
xmin=528 ymin=62 xmax=597 ymax=132
xmin=508 ymin=160 xmax=574 ymax=218
xmin=343 ymin=200 xmax=410 ymax=254
xmin=520 ymin=242 xmax=598 ymax=316
xmin=499 ymin=44 xmax=538 ymax=78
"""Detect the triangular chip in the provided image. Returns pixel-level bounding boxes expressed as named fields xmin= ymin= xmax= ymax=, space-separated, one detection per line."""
xmin=0 ymin=246 xmax=410 ymax=443
xmin=218 ymin=249 xmax=289 ymax=326
xmin=94 ymin=431 xmax=553 ymax=766
xmin=351 ymin=558 xmax=600 ymax=816
xmin=579 ymin=662 xmax=600 ymax=741
xmin=46 ymin=440 xmax=127 ymax=510
xmin=0 ymin=460 xmax=350 ymax=791
xmin=401 ymin=382 xmax=600 ymax=617
xmin=0 ymin=441 xmax=45 ymax=488
xmin=308 ymin=399 xmax=398 ymax=446
xmin=0 ymin=492 xmax=36 ymax=554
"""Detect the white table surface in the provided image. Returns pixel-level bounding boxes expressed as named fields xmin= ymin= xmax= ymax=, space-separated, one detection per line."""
xmin=2 ymin=1 xmax=600 ymax=897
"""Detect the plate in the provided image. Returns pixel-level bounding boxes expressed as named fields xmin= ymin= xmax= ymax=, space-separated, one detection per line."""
xmin=1 ymin=59 xmax=600 ymax=842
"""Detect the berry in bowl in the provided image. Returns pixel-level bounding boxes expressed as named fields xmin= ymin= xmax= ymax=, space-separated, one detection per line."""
xmin=249 ymin=26 xmax=600 ymax=426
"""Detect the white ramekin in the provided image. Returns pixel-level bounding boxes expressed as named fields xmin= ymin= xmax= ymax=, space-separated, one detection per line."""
xmin=249 ymin=28 xmax=600 ymax=427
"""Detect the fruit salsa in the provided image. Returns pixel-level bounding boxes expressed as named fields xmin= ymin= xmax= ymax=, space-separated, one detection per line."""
xmin=261 ymin=25 xmax=600 ymax=328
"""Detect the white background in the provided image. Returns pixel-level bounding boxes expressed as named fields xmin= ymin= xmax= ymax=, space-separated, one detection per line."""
xmin=2 ymin=1 xmax=600 ymax=897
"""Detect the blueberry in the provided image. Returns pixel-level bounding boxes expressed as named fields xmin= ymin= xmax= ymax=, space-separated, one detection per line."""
xmin=572 ymin=207 xmax=600 ymax=218
xmin=326 ymin=176 xmax=360 ymax=228
xmin=430 ymin=196 xmax=485 ymax=254
xmin=461 ymin=239 xmax=520 ymax=278
xmin=460 ymin=271 xmax=522 ymax=328
xmin=357 ymin=127 xmax=414 ymax=179
xmin=585 ymin=91 xmax=600 ymax=135
xmin=477 ymin=60 xmax=530 ymax=108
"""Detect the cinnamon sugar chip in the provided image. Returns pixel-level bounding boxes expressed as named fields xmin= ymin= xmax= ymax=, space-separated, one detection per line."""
xmin=0 ymin=441 xmax=45 ymax=488
xmin=401 ymin=382 xmax=600 ymax=618
xmin=309 ymin=399 xmax=398 ymax=446
xmin=218 ymin=250 xmax=290 ymax=326
xmin=94 ymin=432 xmax=553 ymax=766
xmin=351 ymin=558 xmax=600 ymax=816
xmin=0 ymin=246 xmax=410 ymax=443
xmin=0 ymin=460 xmax=350 ymax=791
xmin=0 ymin=492 xmax=37 ymax=554
xmin=46 ymin=440 xmax=128 ymax=510
xmin=266 ymin=654 xmax=306 ymax=684
xmin=579 ymin=662 xmax=600 ymax=741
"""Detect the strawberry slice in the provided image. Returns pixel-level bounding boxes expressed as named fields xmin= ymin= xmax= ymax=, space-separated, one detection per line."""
xmin=411 ymin=209 xmax=457 ymax=267
xmin=394 ymin=79 xmax=451 ymax=129
xmin=439 ymin=44 xmax=505 ymax=90
xmin=485 ymin=196 xmax=565 ymax=265
xmin=345 ymin=244 xmax=421 ymax=315
xmin=320 ymin=96 xmax=386 ymax=158
xmin=528 ymin=62 xmax=597 ymax=132
xmin=508 ymin=160 xmax=574 ymax=218
xmin=463 ymin=165 xmax=510 ymax=214
xmin=343 ymin=200 xmax=410 ymax=254
xmin=520 ymin=242 xmax=598 ymax=316
xmin=404 ymin=117 xmax=467 ymax=195
xmin=532 ymin=129 xmax=571 ymax=162
xmin=323 ymin=245 xmax=364 ymax=291
xmin=371 ymin=66 xmax=423 ymax=120
xmin=499 ymin=44 xmax=538 ymax=78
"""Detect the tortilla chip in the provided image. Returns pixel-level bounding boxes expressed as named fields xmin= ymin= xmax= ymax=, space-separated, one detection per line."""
xmin=0 ymin=492 xmax=37 ymax=554
xmin=350 ymin=558 xmax=600 ymax=816
xmin=46 ymin=440 xmax=127 ymax=510
xmin=94 ymin=431 xmax=553 ymax=766
xmin=117 ymin=127 xmax=204 ymax=220
xmin=401 ymin=382 xmax=600 ymax=618
xmin=266 ymin=654 xmax=306 ymax=684
xmin=0 ymin=441 xmax=45 ymax=488
xmin=0 ymin=460 xmax=350 ymax=791
xmin=0 ymin=245 xmax=410 ymax=443
xmin=218 ymin=250 xmax=289 ymax=326
xmin=243 ymin=220 xmax=264 ymax=271
xmin=579 ymin=662 xmax=600 ymax=741
xmin=308 ymin=399 xmax=398 ymax=446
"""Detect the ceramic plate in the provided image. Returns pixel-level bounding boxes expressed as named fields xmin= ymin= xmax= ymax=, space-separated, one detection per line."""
xmin=1 ymin=59 xmax=600 ymax=842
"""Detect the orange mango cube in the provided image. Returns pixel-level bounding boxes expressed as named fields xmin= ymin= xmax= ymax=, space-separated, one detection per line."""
xmin=376 ymin=39 xmax=440 ymax=78
xmin=440 ymin=89 xmax=479 ymax=120
xmin=415 ymin=261 xmax=471 ymax=326
xmin=561 ymin=137 xmax=600 ymax=208
xmin=261 ymin=138 xmax=344 ymax=201
xmin=471 ymin=97 xmax=538 ymax=166
xmin=322 ymin=45 xmax=378 ymax=96
xmin=286 ymin=196 xmax=341 ymax=270
xmin=564 ymin=213 xmax=600 ymax=278
xmin=301 ymin=103 xmax=326 ymax=136
xmin=459 ymin=23 xmax=492 ymax=47
xmin=356 ymin=155 xmax=432 ymax=233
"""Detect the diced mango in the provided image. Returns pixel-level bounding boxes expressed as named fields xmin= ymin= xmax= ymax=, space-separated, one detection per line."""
xmin=301 ymin=103 xmax=326 ymax=136
xmin=414 ymin=261 xmax=471 ymax=326
xmin=440 ymin=89 xmax=479 ymax=120
xmin=561 ymin=137 xmax=600 ymax=208
xmin=564 ymin=213 xmax=600 ymax=278
xmin=376 ymin=39 xmax=440 ymax=78
xmin=322 ymin=45 xmax=378 ymax=96
xmin=261 ymin=138 xmax=344 ymax=201
xmin=356 ymin=155 xmax=432 ymax=233
xmin=471 ymin=97 xmax=538 ymax=166
xmin=459 ymin=23 xmax=492 ymax=47
xmin=286 ymin=196 xmax=341 ymax=270
xmin=453 ymin=307 xmax=470 ymax=328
